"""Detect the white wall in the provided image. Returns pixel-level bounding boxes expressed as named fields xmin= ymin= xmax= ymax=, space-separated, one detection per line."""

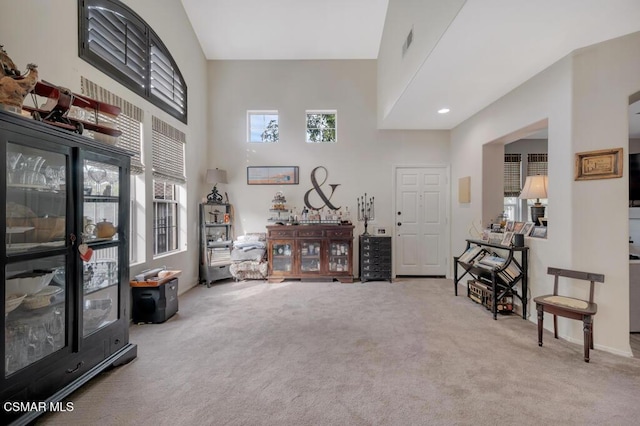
xmin=1 ymin=0 xmax=209 ymax=294
xmin=452 ymin=32 xmax=640 ymax=356
xmin=208 ymin=60 xmax=449 ymax=274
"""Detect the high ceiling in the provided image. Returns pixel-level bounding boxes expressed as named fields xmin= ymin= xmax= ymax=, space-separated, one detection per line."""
xmin=180 ymin=0 xmax=389 ymax=60
xmin=181 ymin=0 xmax=640 ymax=131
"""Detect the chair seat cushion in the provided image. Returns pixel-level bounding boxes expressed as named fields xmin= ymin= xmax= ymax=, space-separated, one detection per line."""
xmin=539 ymin=295 xmax=588 ymax=309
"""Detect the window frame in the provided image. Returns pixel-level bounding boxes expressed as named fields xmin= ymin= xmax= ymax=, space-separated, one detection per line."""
xmin=247 ymin=110 xmax=279 ymax=143
xmin=306 ymin=110 xmax=337 ymax=143
xmin=78 ymin=0 xmax=187 ymax=123
xmin=152 ymin=181 xmax=179 ymax=256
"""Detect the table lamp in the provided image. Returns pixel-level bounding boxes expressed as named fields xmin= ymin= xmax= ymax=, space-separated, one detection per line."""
xmin=206 ymin=168 xmax=227 ymax=203
xmin=519 ymin=174 xmax=548 ymax=225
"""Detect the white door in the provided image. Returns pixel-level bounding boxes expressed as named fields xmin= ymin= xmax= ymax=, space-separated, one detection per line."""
xmin=395 ymin=166 xmax=449 ymax=276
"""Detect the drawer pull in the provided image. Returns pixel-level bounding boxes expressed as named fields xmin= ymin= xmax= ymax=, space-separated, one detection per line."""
xmin=66 ymin=361 xmax=84 ymax=374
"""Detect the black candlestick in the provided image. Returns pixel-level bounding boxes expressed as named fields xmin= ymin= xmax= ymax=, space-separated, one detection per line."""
xmin=357 ymin=193 xmax=375 ymax=235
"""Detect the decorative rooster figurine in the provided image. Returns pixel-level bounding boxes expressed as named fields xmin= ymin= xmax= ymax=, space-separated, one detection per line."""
xmin=0 ymin=46 xmax=38 ymax=110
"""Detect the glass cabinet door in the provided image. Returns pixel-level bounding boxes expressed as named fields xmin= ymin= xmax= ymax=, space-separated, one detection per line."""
xmin=6 ymin=143 xmax=67 ymax=254
xmin=300 ymin=240 xmax=322 ymax=272
xmin=82 ymin=159 xmax=121 ymax=337
xmin=82 ymin=246 xmax=118 ymax=337
xmin=5 ymin=142 xmax=70 ymax=377
xmin=5 ymin=256 xmax=67 ymax=377
xmin=328 ymin=242 xmax=350 ymax=273
xmin=83 ymin=160 xmax=120 ymax=242
xmin=271 ymin=242 xmax=293 ymax=273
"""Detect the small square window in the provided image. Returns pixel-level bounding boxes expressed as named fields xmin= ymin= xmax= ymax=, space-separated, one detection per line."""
xmin=248 ymin=111 xmax=279 ymax=143
xmin=306 ymin=110 xmax=336 ymax=143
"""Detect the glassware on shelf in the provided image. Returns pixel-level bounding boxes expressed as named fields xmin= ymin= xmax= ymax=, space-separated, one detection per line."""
xmin=87 ymin=165 xmax=107 ymax=194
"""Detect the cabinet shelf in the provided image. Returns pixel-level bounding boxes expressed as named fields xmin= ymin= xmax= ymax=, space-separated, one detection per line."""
xmin=84 ymin=195 xmax=119 ymax=203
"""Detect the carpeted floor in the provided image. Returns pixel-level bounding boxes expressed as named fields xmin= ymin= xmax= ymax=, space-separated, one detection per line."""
xmin=38 ymin=278 xmax=640 ymax=425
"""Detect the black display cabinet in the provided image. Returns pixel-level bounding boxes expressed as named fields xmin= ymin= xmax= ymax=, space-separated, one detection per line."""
xmin=1 ymin=110 xmax=137 ymax=425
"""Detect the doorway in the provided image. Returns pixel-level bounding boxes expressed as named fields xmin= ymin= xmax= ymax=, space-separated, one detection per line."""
xmin=628 ymin=94 xmax=640 ymax=358
xmin=394 ymin=166 xmax=449 ymax=277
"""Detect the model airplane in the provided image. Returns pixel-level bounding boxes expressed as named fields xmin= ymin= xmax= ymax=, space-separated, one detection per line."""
xmin=23 ymin=80 xmax=122 ymax=137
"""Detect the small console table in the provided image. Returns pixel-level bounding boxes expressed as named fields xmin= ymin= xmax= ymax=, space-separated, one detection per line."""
xmin=453 ymin=239 xmax=529 ymax=320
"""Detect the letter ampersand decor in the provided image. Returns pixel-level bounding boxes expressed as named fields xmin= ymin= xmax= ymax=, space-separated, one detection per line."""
xmin=304 ymin=166 xmax=341 ymax=210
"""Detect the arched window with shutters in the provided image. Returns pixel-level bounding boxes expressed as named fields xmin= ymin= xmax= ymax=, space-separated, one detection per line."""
xmin=78 ymin=0 xmax=187 ymax=123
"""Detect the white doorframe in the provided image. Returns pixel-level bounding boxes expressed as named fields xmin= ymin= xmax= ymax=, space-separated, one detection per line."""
xmin=392 ymin=164 xmax=451 ymax=279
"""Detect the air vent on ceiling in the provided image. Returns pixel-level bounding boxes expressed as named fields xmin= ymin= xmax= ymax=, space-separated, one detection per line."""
xmin=402 ymin=27 xmax=413 ymax=57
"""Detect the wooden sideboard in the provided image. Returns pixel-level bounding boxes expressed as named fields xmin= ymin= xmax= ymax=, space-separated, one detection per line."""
xmin=267 ymin=224 xmax=354 ymax=283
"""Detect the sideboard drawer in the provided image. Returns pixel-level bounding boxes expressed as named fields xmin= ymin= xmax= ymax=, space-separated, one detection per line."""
xmin=326 ymin=229 xmax=351 ymax=238
xmin=269 ymin=228 xmax=296 ymax=238
xmin=298 ymin=229 xmax=324 ymax=237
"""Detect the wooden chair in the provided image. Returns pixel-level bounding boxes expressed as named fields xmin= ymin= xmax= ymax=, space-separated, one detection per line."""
xmin=534 ymin=267 xmax=604 ymax=362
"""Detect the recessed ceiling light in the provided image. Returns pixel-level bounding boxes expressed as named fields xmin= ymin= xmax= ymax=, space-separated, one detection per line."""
xmin=438 ymin=108 xmax=450 ymax=114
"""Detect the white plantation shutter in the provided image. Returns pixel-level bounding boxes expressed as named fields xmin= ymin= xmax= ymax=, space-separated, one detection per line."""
xmin=152 ymin=116 xmax=186 ymax=184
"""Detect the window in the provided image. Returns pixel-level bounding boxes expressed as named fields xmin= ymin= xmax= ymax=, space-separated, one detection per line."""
xmin=306 ymin=110 xmax=336 ymax=143
xmin=151 ymin=116 xmax=186 ymax=256
xmin=80 ymin=77 xmax=144 ymax=262
xmin=78 ymin=0 xmax=187 ymax=123
xmin=153 ymin=181 xmax=178 ymax=255
xmin=504 ymin=153 xmax=522 ymax=220
xmin=247 ymin=111 xmax=279 ymax=143
xmin=527 ymin=153 xmax=548 ymax=176
xmin=81 ymin=77 xmax=145 ymax=174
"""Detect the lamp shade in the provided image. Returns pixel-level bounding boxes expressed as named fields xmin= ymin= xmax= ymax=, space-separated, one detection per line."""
xmin=519 ymin=175 xmax=548 ymax=200
xmin=206 ymin=168 xmax=227 ymax=184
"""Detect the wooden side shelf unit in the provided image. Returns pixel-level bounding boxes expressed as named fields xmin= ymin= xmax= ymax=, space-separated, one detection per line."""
xmin=453 ymin=239 xmax=529 ymax=320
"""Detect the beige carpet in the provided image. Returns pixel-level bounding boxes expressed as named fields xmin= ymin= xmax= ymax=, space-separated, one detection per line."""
xmin=38 ymin=278 xmax=640 ymax=425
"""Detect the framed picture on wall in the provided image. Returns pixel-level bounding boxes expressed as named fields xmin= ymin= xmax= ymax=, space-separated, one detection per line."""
xmin=247 ymin=166 xmax=299 ymax=185
xmin=574 ymin=147 xmax=623 ymax=180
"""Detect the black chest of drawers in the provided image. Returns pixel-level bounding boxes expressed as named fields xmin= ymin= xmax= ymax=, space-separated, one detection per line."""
xmin=359 ymin=235 xmax=392 ymax=282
